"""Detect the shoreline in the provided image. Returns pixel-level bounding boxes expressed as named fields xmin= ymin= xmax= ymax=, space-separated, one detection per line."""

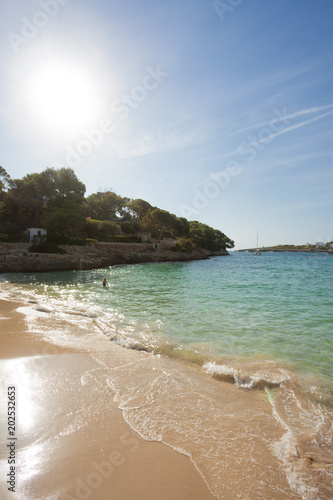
xmin=0 ymin=242 xmax=229 ymax=273
xmin=0 ymin=297 xmax=216 ymax=500
xmin=1 ymin=277 xmax=332 ymax=499
xmin=237 ymin=247 xmax=332 ymax=254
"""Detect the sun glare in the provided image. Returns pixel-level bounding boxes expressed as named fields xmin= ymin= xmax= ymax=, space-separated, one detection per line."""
xmin=27 ymin=61 xmax=101 ymax=138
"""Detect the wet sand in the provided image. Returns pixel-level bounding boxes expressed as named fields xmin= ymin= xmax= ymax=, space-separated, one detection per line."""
xmin=1 ymin=295 xmax=332 ymax=500
xmin=0 ymin=299 xmax=216 ymax=500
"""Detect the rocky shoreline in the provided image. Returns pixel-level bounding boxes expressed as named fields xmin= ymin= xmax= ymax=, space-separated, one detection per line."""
xmin=0 ymin=242 xmax=228 ymax=273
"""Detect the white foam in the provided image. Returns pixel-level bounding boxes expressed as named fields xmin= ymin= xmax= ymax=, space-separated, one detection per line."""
xmin=203 ymin=361 xmax=260 ymax=388
xmin=267 ymin=389 xmax=320 ymax=500
xmin=203 ymin=361 xmax=291 ymax=389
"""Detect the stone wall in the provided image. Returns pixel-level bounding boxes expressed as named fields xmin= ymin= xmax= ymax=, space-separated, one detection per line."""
xmin=0 ymin=242 xmax=228 ymax=273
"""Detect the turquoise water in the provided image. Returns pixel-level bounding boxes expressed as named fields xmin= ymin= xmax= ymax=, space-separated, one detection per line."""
xmin=2 ymin=251 xmax=332 ymax=381
xmin=1 ymin=251 xmax=333 ymax=498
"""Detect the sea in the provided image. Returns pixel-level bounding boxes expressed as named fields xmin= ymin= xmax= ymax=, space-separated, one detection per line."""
xmin=1 ymin=251 xmax=332 ymax=499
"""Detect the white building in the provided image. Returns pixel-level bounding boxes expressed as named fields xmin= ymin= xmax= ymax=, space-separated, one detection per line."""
xmin=26 ymin=228 xmax=47 ymax=243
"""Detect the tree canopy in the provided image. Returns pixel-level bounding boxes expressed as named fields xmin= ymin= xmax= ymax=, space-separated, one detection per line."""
xmin=0 ymin=166 xmax=10 ymax=194
xmin=86 ymin=191 xmax=131 ymax=221
xmin=1 ymin=167 xmax=85 ymax=237
xmin=0 ymin=166 xmax=234 ymax=250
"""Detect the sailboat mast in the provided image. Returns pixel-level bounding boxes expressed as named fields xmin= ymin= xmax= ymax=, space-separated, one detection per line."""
xmin=254 ymin=229 xmax=261 ymax=255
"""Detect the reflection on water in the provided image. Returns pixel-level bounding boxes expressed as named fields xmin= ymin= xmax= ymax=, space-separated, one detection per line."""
xmin=1 ymin=252 xmax=332 ymax=381
xmin=0 ymin=253 xmax=332 ymax=498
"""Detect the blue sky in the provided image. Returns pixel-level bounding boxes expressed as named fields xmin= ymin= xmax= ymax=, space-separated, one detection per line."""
xmin=1 ymin=0 xmax=332 ymax=248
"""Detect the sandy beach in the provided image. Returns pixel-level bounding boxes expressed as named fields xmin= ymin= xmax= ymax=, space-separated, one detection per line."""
xmin=1 ymin=279 xmax=331 ymax=500
xmin=0 ymin=298 xmax=216 ymax=500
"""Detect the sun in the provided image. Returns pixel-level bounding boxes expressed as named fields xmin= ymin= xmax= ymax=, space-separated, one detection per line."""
xmin=27 ymin=60 xmax=102 ymax=138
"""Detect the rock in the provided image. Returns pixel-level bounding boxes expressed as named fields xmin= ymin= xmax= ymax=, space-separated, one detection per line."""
xmin=0 ymin=242 xmax=229 ymax=273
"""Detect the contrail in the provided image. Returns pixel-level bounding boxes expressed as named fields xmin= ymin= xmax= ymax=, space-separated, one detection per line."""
xmin=254 ymin=110 xmax=333 ymax=145
xmin=221 ymin=104 xmax=333 ymax=138
xmin=221 ymin=110 xmax=333 ymax=158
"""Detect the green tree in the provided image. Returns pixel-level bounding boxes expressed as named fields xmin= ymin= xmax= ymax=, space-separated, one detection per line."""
xmin=0 ymin=166 xmax=10 ymax=194
xmin=189 ymin=221 xmax=207 ymax=248
xmin=40 ymin=168 xmax=85 ymax=207
xmin=1 ymin=167 xmax=86 ymax=237
xmin=141 ymin=209 xmax=188 ymax=238
xmin=84 ymin=219 xmax=122 ymax=239
xmin=43 ymin=201 xmax=85 ymax=237
xmin=3 ymin=175 xmax=44 ymax=228
xmin=86 ymin=191 xmax=130 ymax=221
xmin=126 ymin=199 xmax=153 ymax=221
xmin=174 ymin=217 xmax=190 ymax=237
xmin=0 ymin=167 xmax=11 ymax=223
xmin=188 ymin=221 xmax=234 ymax=251
xmin=0 ymin=167 xmax=235 ymax=248
xmin=41 ymin=168 xmax=86 ymax=236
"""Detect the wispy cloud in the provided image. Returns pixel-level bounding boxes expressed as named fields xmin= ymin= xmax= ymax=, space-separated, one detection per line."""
xmin=278 ymin=196 xmax=333 ymax=214
xmin=255 ymin=110 xmax=333 ymax=144
xmin=269 ymin=149 xmax=332 ymax=169
xmin=221 ymin=104 xmax=333 ymax=138
xmin=114 ymin=130 xmax=206 ymax=159
xmin=221 ymin=108 xmax=333 ymax=159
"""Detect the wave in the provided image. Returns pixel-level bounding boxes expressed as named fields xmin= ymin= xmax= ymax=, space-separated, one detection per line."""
xmin=1 ymin=280 xmax=333 ymax=499
xmin=0 ymin=280 xmax=310 ymax=393
xmin=203 ymin=361 xmax=290 ymax=389
xmin=0 ymin=281 xmax=327 ymax=394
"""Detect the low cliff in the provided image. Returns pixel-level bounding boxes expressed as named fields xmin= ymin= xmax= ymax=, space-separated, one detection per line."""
xmin=0 ymin=242 xmax=228 ymax=273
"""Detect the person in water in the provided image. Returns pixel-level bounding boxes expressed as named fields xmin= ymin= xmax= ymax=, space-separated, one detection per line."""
xmin=103 ymin=278 xmax=108 ymax=287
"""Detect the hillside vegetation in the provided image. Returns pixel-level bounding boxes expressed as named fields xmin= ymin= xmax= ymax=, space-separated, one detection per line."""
xmin=0 ymin=166 xmax=234 ymax=253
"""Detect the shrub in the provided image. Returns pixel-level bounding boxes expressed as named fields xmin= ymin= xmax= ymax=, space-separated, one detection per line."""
xmin=47 ymin=234 xmax=70 ymax=245
xmin=4 ymin=234 xmax=27 ymax=243
xmin=171 ymin=238 xmax=196 ymax=253
xmin=85 ymin=219 xmax=121 ymax=238
xmin=106 ymin=235 xmax=142 ymax=243
xmin=47 ymin=235 xmax=97 ymax=246
xmin=28 ymin=243 xmax=67 ymax=254
xmin=67 ymin=237 xmax=88 ymax=246
xmin=119 ymin=221 xmax=139 ymax=235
